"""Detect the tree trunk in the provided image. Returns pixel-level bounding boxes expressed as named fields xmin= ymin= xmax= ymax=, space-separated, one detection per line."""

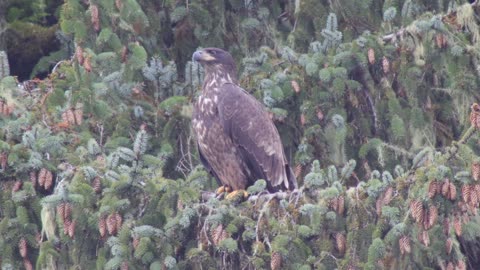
xmin=0 ymin=0 xmax=7 ymax=51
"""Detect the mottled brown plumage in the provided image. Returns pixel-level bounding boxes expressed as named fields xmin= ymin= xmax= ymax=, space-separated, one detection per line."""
xmin=192 ymin=48 xmax=297 ymax=192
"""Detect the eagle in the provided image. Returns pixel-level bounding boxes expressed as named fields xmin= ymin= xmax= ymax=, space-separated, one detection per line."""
xmin=191 ymin=48 xmax=297 ymax=196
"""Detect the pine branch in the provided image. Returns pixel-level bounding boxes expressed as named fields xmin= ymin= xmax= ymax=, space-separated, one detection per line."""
xmin=383 ymin=1 xmax=479 ymax=44
xmin=380 ymin=142 xmax=415 ymax=159
xmin=446 ymin=125 xmax=476 ymax=160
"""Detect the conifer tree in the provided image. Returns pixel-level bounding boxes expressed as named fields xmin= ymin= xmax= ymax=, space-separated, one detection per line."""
xmin=2 ymin=0 xmax=480 ymax=269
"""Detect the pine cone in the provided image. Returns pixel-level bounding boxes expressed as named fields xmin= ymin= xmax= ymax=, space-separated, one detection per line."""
xmin=291 ymin=80 xmax=300 ymax=93
xmin=64 ymin=203 xmax=72 ymax=221
xmin=121 ymin=261 xmax=129 ymax=270
xmin=376 ymin=197 xmax=383 ymax=216
xmin=93 ymin=177 xmax=102 ymax=193
xmin=98 ymin=216 xmax=107 ymax=237
xmin=441 ymin=179 xmax=450 ymax=197
xmin=176 ymin=199 xmax=184 ymax=211
xmin=0 ymin=152 xmax=7 ymax=170
xmin=44 ymin=170 xmax=53 ymax=190
xmin=427 ymin=181 xmax=438 ymax=199
xmin=121 ymin=46 xmax=128 ymax=63
xmin=472 ymin=161 xmax=480 ymax=181
xmin=90 ymin=5 xmax=100 ymax=32
xmin=115 ymin=212 xmax=123 ymax=231
xmin=399 ymin=236 xmax=411 ymax=255
xmin=34 ymin=232 xmax=41 ymax=245
xmin=29 ymin=171 xmax=37 ymax=188
xmin=84 ymin=56 xmax=92 ymax=72
xmin=63 ymin=219 xmax=71 ymax=235
xmin=19 ymin=237 xmax=27 ymax=258
xmin=422 ymin=214 xmax=429 ymax=230
xmin=382 ymin=56 xmax=389 ymax=74
xmin=435 ymin=34 xmax=447 ymax=48
xmin=12 ymin=180 xmax=23 ymax=192
xmin=337 ymin=195 xmax=345 ymax=215
xmin=38 ymin=168 xmax=48 ymax=187
xmin=294 ymin=164 xmax=302 ymax=179
xmin=106 ymin=213 xmax=117 ymax=235
xmin=219 ymin=228 xmax=228 ymax=243
xmin=115 ymin=0 xmax=124 ymax=11
xmin=66 ymin=109 xmax=76 ymax=125
xmin=75 ymin=46 xmax=84 ymax=65
xmin=454 ymin=216 xmax=462 ymax=236
xmin=316 ymin=108 xmax=324 ymax=121
xmin=383 ymin=186 xmax=393 ymax=205
xmin=56 ymin=203 xmax=66 ymax=221
xmin=270 ymin=251 xmax=282 ymax=270
xmin=419 ymin=230 xmax=429 ymax=247
xmin=462 ymin=184 xmax=471 ymax=203
xmin=330 ymin=197 xmax=339 ymax=212
xmin=23 ymin=259 xmax=33 ymax=270
xmin=367 ymin=48 xmax=375 ymax=64
xmin=132 ymin=237 xmax=140 ymax=250
xmin=211 ymin=224 xmax=224 ymax=246
xmin=335 ymin=233 xmax=346 ymax=254
xmin=427 ymin=205 xmax=438 ymax=229
xmin=4 ymin=104 xmax=13 ymax=115
xmin=68 ymin=220 xmax=76 ymax=238
xmin=470 ymin=103 xmax=480 ymax=129
xmin=445 ymin=238 xmax=453 ymax=255
xmin=410 ymin=200 xmax=424 ymax=224
xmin=446 ymin=261 xmax=454 ymax=270
xmin=74 ymin=107 xmax=83 ymax=125
xmin=300 ymin=113 xmax=306 ymax=126
xmin=457 ymin=260 xmax=466 ymax=270
xmin=448 ymin=183 xmax=457 ymax=200
xmin=472 ymin=184 xmax=480 ymax=207
xmin=475 ymin=184 xmax=480 ymax=202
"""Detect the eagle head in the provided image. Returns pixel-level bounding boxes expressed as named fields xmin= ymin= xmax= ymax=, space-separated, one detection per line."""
xmin=192 ymin=48 xmax=237 ymax=81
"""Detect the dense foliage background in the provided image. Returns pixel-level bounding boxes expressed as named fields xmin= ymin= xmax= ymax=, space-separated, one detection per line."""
xmin=2 ymin=0 xmax=480 ymax=269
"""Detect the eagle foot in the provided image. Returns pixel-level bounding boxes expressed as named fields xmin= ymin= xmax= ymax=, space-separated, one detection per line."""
xmin=225 ymin=190 xmax=249 ymax=201
xmin=216 ymin=185 xmax=232 ymax=195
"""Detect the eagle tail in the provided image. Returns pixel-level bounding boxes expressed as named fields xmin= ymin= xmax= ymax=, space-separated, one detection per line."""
xmin=285 ymin=164 xmax=297 ymax=190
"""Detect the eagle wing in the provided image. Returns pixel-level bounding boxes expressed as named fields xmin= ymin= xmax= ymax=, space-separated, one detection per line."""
xmin=217 ymin=83 xmax=296 ymax=191
xmin=197 ymin=145 xmax=222 ymax=186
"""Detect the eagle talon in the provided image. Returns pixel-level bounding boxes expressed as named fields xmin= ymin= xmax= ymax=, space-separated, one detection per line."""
xmin=225 ymin=190 xmax=249 ymax=201
xmin=216 ymin=185 xmax=232 ymax=195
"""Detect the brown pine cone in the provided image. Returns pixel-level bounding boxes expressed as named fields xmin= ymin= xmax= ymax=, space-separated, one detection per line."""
xmin=335 ymin=233 xmax=346 ymax=254
xmin=270 ymin=251 xmax=282 ymax=270
xmin=18 ymin=237 xmax=27 ymax=258
xmin=98 ymin=216 xmax=107 ymax=237
xmin=367 ymin=48 xmax=375 ymax=64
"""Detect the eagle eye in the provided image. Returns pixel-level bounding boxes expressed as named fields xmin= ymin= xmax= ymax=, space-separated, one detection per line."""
xmin=208 ymin=50 xmax=217 ymax=55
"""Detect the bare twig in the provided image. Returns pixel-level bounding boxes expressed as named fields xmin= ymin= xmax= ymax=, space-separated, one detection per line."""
xmin=52 ymin=60 xmax=68 ymax=74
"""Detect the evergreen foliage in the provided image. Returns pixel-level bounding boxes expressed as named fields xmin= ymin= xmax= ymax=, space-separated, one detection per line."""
xmin=2 ymin=0 xmax=480 ymax=269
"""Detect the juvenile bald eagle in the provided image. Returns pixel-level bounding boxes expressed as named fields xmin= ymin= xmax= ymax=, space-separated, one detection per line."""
xmin=192 ymin=48 xmax=297 ymax=193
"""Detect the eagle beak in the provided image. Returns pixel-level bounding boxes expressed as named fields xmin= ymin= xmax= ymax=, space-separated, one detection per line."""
xmin=193 ymin=50 xmax=215 ymax=62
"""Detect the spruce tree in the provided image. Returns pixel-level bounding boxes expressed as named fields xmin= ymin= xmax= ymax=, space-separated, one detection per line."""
xmin=2 ymin=0 xmax=480 ymax=269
